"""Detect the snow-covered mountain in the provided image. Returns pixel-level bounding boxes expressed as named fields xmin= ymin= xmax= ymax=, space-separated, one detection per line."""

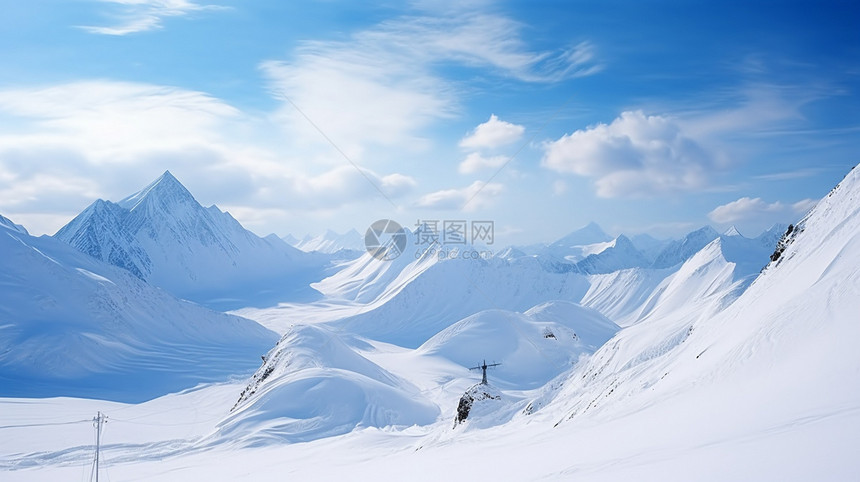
xmin=574 ymin=234 xmax=650 ymax=274
xmin=755 ymin=222 xmax=789 ymax=250
xmin=521 ymin=165 xmax=860 ymax=477
xmin=3 ymin=165 xmax=859 ymax=480
xmin=549 ymin=221 xmax=613 ymax=248
xmin=54 ymin=171 xmax=322 ymax=308
xmin=628 ymin=232 xmax=671 ymax=263
xmin=650 ymin=225 xmax=720 ymax=268
xmin=0 ymin=215 xmax=278 ymax=402
xmin=291 ymin=228 xmax=364 ymax=255
xmin=533 ymin=222 xmax=621 ymax=265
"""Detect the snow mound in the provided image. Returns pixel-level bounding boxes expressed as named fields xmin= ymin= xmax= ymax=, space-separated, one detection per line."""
xmin=418 ymin=302 xmax=619 ymax=389
xmin=220 ymin=324 xmax=439 ymax=444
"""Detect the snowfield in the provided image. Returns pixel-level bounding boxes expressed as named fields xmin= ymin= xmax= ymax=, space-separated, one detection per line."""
xmin=1 ymin=166 xmax=859 ymax=480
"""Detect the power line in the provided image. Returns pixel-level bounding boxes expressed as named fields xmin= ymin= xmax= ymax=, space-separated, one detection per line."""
xmin=90 ymin=411 xmax=107 ymax=482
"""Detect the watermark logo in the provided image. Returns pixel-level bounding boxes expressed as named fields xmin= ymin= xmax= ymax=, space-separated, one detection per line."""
xmin=365 ymin=218 xmax=495 ymax=261
xmin=365 ymin=219 xmax=408 ymax=260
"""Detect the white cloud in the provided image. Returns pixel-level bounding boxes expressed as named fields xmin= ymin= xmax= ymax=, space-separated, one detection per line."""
xmin=0 ymin=81 xmax=240 ymax=164
xmin=80 ymin=0 xmax=222 ymax=35
xmin=262 ymin=14 xmax=600 ymax=162
xmin=708 ymin=196 xmax=817 ymax=224
xmin=262 ymin=55 xmax=453 ymax=162
xmin=459 ymin=114 xmax=525 ymax=150
xmin=415 ymin=181 xmax=503 ymax=211
xmin=0 ymin=81 xmax=417 ymax=234
xmin=458 ymin=152 xmax=508 ymax=174
xmin=289 ymin=166 xmax=417 ymax=208
xmin=542 ymin=110 xmax=715 ymax=198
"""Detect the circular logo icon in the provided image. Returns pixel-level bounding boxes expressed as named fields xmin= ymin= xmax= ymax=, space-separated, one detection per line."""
xmin=365 ymin=219 xmax=407 ymax=261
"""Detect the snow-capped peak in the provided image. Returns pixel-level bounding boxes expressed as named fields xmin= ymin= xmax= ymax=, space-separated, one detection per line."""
xmin=651 ymin=225 xmax=719 ymax=269
xmin=116 ymin=169 xmax=195 ymax=211
xmin=55 ymin=171 xmax=316 ymax=308
xmin=722 ymin=225 xmax=743 ymax=237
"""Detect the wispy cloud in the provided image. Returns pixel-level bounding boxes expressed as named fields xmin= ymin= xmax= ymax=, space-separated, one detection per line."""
xmin=80 ymin=0 xmax=223 ymax=35
xmin=754 ymin=168 xmax=824 ymax=181
xmin=708 ymin=196 xmax=817 ymax=224
xmin=415 ymin=181 xmax=503 ymax=211
xmin=262 ymin=13 xmax=600 ymax=161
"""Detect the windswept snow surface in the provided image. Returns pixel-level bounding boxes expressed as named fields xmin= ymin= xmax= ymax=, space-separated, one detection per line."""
xmin=0 ymin=217 xmax=278 ymax=402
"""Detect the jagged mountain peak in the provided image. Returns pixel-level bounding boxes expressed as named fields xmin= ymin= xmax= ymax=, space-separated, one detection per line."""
xmin=116 ymin=170 xmax=197 ymax=212
xmin=650 ymin=225 xmax=720 ymax=269
xmin=722 ymin=225 xmax=743 ymax=237
xmin=54 ymin=170 xmax=314 ymax=307
xmin=689 ymin=225 xmax=719 ymax=238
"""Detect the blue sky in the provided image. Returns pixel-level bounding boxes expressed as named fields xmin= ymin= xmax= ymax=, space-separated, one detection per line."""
xmin=0 ymin=0 xmax=857 ymax=244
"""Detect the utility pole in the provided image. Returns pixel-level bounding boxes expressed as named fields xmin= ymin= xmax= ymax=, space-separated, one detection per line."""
xmin=92 ymin=411 xmax=107 ymax=482
xmin=469 ymin=359 xmax=501 ymax=385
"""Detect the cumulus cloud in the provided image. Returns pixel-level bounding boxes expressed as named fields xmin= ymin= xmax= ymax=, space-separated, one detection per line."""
xmin=415 ymin=181 xmax=503 ymax=211
xmin=457 ymin=152 xmax=508 ymax=174
xmin=80 ymin=0 xmax=223 ymax=35
xmin=708 ymin=197 xmax=817 ymax=224
xmin=542 ymin=110 xmax=715 ymax=198
xmin=459 ymin=114 xmax=525 ymax=150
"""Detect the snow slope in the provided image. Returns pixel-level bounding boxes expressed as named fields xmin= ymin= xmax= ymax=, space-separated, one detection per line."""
xmin=525 ymin=165 xmax=860 ymax=475
xmin=54 ymin=171 xmax=323 ymax=309
xmin=327 ymin=254 xmax=591 ymax=347
xmin=0 ymin=215 xmax=278 ymax=402
xmin=219 ymin=324 xmax=439 ymax=444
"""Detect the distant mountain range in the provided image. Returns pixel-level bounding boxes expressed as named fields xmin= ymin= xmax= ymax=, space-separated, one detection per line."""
xmin=286 ymin=228 xmax=365 ymax=256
